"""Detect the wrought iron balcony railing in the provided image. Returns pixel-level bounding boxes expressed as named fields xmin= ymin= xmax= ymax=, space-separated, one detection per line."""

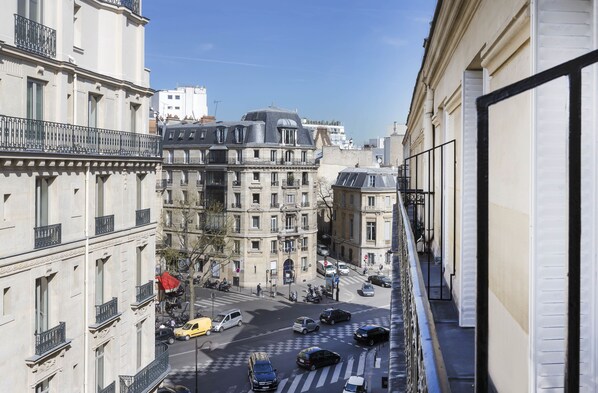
xmin=35 ymin=322 xmax=66 ymax=356
xmin=232 ymin=180 xmax=241 ymax=186
xmin=96 ymin=297 xmax=118 ymax=325
xmin=270 ymin=202 xmax=280 ymax=208
xmin=301 ymin=202 xmax=310 ymax=207
xmin=166 ymin=179 xmax=173 ymax=186
xmin=119 ymin=343 xmax=169 ymax=393
xmin=34 ymin=224 xmax=61 ymax=249
xmin=282 ymin=179 xmax=300 ymax=188
xmin=270 ymin=227 xmax=278 ymax=233
xmin=135 ymin=208 xmax=150 ymax=226
xmin=135 ymin=281 xmax=154 ymax=304
xmin=0 ymin=114 xmax=161 ymax=158
xmin=180 ymin=179 xmax=188 ymax=186
xmin=99 ymin=381 xmax=116 ymax=393
xmin=164 ymin=199 xmax=173 ymax=205
xmin=231 ymin=203 xmax=242 ymax=209
xmin=14 ymin=14 xmax=56 ymax=58
xmin=95 ymin=215 xmax=114 ymax=235
xmin=271 ymin=181 xmax=279 ymax=186
xmin=99 ymin=0 xmax=140 ymax=14
xmin=155 ymin=179 xmax=167 ymax=190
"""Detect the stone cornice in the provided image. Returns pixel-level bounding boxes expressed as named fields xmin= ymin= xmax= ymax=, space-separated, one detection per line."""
xmin=0 ymin=155 xmax=160 ymax=170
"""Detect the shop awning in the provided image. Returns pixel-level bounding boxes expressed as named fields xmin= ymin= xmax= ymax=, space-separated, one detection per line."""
xmin=156 ymin=272 xmax=181 ymax=293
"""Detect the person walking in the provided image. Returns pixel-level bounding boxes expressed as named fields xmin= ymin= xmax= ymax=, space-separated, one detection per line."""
xmin=257 ymin=283 xmax=262 ymax=297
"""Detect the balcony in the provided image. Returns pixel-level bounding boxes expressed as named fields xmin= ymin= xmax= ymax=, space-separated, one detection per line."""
xmin=164 ymin=199 xmax=173 ymax=205
xmin=282 ymin=226 xmax=298 ymax=234
xmin=98 ymin=381 xmax=116 ymax=393
xmin=134 ymin=281 xmax=154 ymax=306
xmin=0 ymin=114 xmax=161 ymax=158
xmin=232 ymin=180 xmax=241 ymax=186
xmin=95 ymin=215 xmax=115 ymax=235
xmin=180 ymin=179 xmax=188 ymax=186
xmin=271 ymin=181 xmax=279 ymax=186
xmin=302 ymin=180 xmax=310 ymax=186
xmin=119 ymin=344 xmax=170 ymax=393
xmin=282 ymin=179 xmax=300 ymax=188
xmin=14 ymin=14 xmax=56 ymax=58
xmin=135 ymin=208 xmax=150 ymax=226
xmin=233 ymin=227 xmax=241 ymax=234
xmin=196 ymin=179 xmax=204 ymax=187
xmin=34 ymin=224 xmax=61 ymax=249
xmin=270 ymin=202 xmax=280 ymax=208
xmin=155 ymin=179 xmax=167 ymax=190
xmin=35 ymin=322 xmax=68 ymax=357
xmin=270 ymin=227 xmax=278 ymax=233
xmin=302 ymin=225 xmax=309 ymax=230
xmin=301 ymin=202 xmax=310 ymax=207
xmin=231 ymin=203 xmax=242 ymax=209
xmin=301 ymin=246 xmax=308 ymax=251
xmin=166 ymin=179 xmax=173 ymax=187
xmin=91 ymin=297 xmax=120 ymax=330
xmin=99 ymin=0 xmax=140 ymax=14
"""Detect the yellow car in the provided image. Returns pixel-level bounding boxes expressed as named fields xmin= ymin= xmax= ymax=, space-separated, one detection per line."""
xmin=174 ymin=317 xmax=212 ymax=340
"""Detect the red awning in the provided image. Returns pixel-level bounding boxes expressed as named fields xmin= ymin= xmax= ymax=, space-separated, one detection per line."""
xmin=156 ymin=272 xmax=181 ymax=292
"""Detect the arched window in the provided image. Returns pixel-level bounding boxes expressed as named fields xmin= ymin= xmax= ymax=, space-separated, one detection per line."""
xmin=283 ymin=259 xmax=294 ymax=284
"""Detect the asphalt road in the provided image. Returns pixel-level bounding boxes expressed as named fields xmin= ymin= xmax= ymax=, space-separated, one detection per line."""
xmin=163 ymin=263 xmax=392 ymax=393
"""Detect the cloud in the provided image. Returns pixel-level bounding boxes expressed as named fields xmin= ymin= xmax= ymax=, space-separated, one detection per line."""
xmin=381 ymin=36 xmax=407 ymax=48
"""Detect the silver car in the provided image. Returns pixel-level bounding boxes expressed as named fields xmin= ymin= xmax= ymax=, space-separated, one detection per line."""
xmin=361 ymin=283 xmax=375 ymax=297
xmin=336 ymin=261 xmax=350 ymax=275
xmin=293 ymin=317 xmax=320 ymax=335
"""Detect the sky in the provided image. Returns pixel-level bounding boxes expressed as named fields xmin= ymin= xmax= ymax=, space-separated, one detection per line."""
xmin=143 ymin=0 xmax=437 ymax=143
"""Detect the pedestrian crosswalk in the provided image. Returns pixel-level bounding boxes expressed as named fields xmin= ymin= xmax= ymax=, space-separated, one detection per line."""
xmin=194 ymin=291 xmax=257 ymax=311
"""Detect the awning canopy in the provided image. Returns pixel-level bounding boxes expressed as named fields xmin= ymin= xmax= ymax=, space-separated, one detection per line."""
xmin=156 ymin=272 xmax=181 ymax=292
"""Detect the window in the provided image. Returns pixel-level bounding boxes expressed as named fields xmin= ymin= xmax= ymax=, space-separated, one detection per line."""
xmin=271 ymin=173 xmax=278 ymax=185
xmin=270 ymin=150 xmax=277 ymax=162
xmin=181 ymin=171 xmax=188 ymax=185
xmin=284 ymin=150 xmax=294 ymax=162
xmin=168 ymin=131 xmax=174 ymax=140
xmin=234 ymin=127 xmax=243 ymax=143
xmin=350 ymin=194 xmax=354 ymax=205
xmin=136 ymin=246 xmax=145 ymax=286
xmin=301 ymin=237 xmax=308 ymax=250
xmin=385 ymin=220 xmax=391 ymax=241
xmin=349 ymin=218 xmax=354 ymax=239
xmin=285 ymin=214 xmax=294 ymax=230
xmin=35 ymin=177 xmax=53 ymax=227
xmin=252 ymin=193 xmax=260 ymax=204
xmin=368 ymin=196 xmax=375 ymax=207
xmin=216 ymin=128 xmax=225 ymax=143
xmin=301 ymin=193 xmax=308 ymax=205
xmin=270 ymin=240 xmax=277 ymax=253
xmin=35 ymin=275 xmax=51 ymax=333
xmin=136 ymin=321 xmax=143 ymax=369
xmin=301 ymin=214 xmax=308 ymax=229
xmin=271 ymin=193 xmax=278 ymax=206
xmin=385 ymin=195 xmax=391 ymax=207
xmin=175 ymin=106 xmax=180 ymax=110
xmin=200 ymin=130 xmax=206 ymax=139
xmin=234 ymin=193 xmax=241 ymax=207
xmin=165 ymin=211 xmax=172 ymax=227
xmin=301 ymin=257 xmax=308 ymax=271
xmin=181 ymin=190 xmax=188 ymax=204
xmin=183 ymin=150 xmax=189 ymax=163
xmin=368 ymin=175 xmax=376 ymax=187
xmin=366 ymin=222 xmax=376 ymax=241
xmin=233 ymin=260 xmax=241 ymax=272
xmin=35 ymin=377 xmax=51 ymax=393
xmin=286 ymin=194 xmax=295 ymax=204
xmin=88 ymin=94 xmax=100 ymax=128
xmin=27 ymin=79 xmax=44 ymax=125
xmin=136 ymin=174 xmax=145 ymax=210
xmin=166 ymin=150 xmax=173 ymax=164
xmin=175 ymin=95 xmax=180 ymax=99
xmin=233 ymin=240 xmax=240 ymax=254
xmin=189 ymin=130 xmax=195 ymax=139
xmin=96 ymin=175 xmax=108 ymax=217
xmin=270 ymin=216 xmax=278 ymax=231
xmin=167 ymin=94 xmax=173 ymax=99
xmin=130 ymin=103 xmax=139 ymax=133
xmin=253 ymin=172 xmax=259 ymax=181
xmin=301 ymin=151 xmax=307 ymax=162
xmin=251 ymin=241 xmax=260 ymax=250
xmin=281 ymin=128 xmax=296 ymax=145
xmin=283 ymin=239 xmax=295 ymax=252
xmin=234 ymin=215 xmax=241 ymax=232
xmin=95 ymin=257 xmax=107 ymax=305
xmin=211 ymin=260 xmax=221 ymax=278
xmin=254 ymin=149 xmax=260 ymax=158
xmin=251 ymin=216 xmax=260 ymax=229
xmin=95 ymin=343 xmax=106 ymax=392
xmin=302 ymin=172 xmax=308 ymax=185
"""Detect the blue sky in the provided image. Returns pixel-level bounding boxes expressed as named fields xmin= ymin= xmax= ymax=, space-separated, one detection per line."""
xmin=144 ymin=1 xmax=436 ymax=143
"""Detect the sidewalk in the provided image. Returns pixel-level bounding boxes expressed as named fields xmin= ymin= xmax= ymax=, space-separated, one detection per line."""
xmin=364 ymin=341 xmax=390 ymax=393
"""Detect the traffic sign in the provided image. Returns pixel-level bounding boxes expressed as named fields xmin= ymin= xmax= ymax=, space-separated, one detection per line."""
xmin=364 ymin=255 xmax=368 ymax=260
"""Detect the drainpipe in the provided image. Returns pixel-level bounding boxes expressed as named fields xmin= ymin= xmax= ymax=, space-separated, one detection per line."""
xmin=423 ymin=85 xmax=434 ymax=246
xmin=83 ymin=162 xmax=90 ymax=393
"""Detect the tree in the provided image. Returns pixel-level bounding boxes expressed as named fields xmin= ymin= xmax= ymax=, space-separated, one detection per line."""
xmin=316 ymin=176 xmax=334 ymax=236
xmin=161 ymin=198 xmax=233 ymax=316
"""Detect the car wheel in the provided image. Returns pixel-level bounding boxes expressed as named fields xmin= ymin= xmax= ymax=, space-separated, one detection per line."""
xmin=302 ymin=329 xmax=307 ymax=335
xmin=218 ymin=327 xmax=223 ymax=333
xmin=185 ymin=335 xmax=190 ymax=341
xmin=310 ymin=364 xmax=316 ymax=371
xmin=369 ymin=339 xmax=375 ymax=346
xmin=168 ymin=337 xmax=175 ymax=345
xmin=347 ymin=315 xmax=351 ymax=321
xmin=238 ymin=320 xmax=243 ymax=327
xmin=330 ymin=320 xmax=335 ymax=325
xmin=334 ymin=357 xmax=340 ymax=364
xmin=206 ymin=329 xmax=211 ymax=336
xmin=315 ymin=325 xmax=320 ymax=331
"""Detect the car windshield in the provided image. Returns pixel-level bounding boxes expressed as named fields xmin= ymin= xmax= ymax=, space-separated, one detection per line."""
xmin=322 ymin=310 xmax=332 ymax=316
xmin=213 ymin=314 xmax=225 ymax=322
xmin=295 ymin=318 xmax=305 ymax=324
xmin=363 ymin=284 xmax=373 ymax=290
xmin=254 ymin=363 xmax=273 ymax=373
xmin=356 ymin=328 xmax=368 ymax=335
xmin=182 ymin=323 xmax=192 ymax=330
xmin=344 ymin=383 xmax=360 ymax=392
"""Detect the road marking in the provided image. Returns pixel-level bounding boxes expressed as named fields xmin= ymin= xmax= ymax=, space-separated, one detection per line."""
xmin=316 ymin=365 xmax=330 ymax=387
xmin=287 ymin=373 xmax=303 ymax=393
xmin=301 ymin=370 xmax=316 ymax=392
xmin=344 ymin=356 xmax=354 ymax=379
xmin=356 ymin=351 xmax=366 ymax=376
xmin=331 ymin=361 xmax=343 ymax=384
xmin=275 ymin=378 xmax=288 ymax=393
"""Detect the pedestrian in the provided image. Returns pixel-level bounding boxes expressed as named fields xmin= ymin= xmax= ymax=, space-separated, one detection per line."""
xmin=257 ymin=283 xmax=262 ymax=297
xmin=170 ymin=319 xmax=175 ymax=328
xmin=363 ymin=266 xmax=368 ymax=276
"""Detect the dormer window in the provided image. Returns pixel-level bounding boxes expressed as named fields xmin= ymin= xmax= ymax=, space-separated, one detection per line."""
xmin=200 ymin=130 xmax=206 ymax=139
xmin=177 ymin=131 xmax=184 ymax=140
xmin=234 ymin=127 xmax=243 ymax=143
xmin=189 ymin=130 xmax=195 ymax=139
xmin=216 ymin=128 xmax=226 ymax=143
xmin=368 ymin=175 xmax=376 ymax=187
xmin=168 ymin=131 xmax=174 ymax=140
xmin=281 ymin=128 xmax=296 ymax=145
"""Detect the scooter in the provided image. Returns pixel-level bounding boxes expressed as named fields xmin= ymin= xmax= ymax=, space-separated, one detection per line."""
xmin=218 ymin=281 xmax=231 ymax=292
xmin=303 ymin=293 xmax=321 ymax=303
xmin=289 ymin=291 xmax=298 ymax=302
xmin=203 ymin=279 xmax=219 ymax=289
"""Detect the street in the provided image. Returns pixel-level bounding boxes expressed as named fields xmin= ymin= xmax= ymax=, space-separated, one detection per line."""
xmin=162 ymin=259 xmax=392 ymax=393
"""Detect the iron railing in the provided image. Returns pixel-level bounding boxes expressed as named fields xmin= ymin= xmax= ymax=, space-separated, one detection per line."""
xmin=232 ymin=180 xmax=241 ymax=186
xmin=395 ymin=190 xmax=450 ymax=393
xmin=282 ymin=179 xmax=300 ymax=187
xmin=155 ymin=179 xmax=167 ymax=190
xmin=119 ymin=344 xmax=169 ymax=393
xmin=271 ymin=181 xmax=279 ymax=186
xmin=163 ymin=199 xmax=173 ymax=205
xmin=96 ymin=297 xmax=118 ymax=325
xmin=34 ymin=224 xmax=61 ymax=249
xmin=14 ymin=14 xmax=56 ymax=58
xmin=231 ymin=203 xmax=242 ymax=209
xmin=196 ymin=179 xmax=204 ymax=187
xmin=135 ymin=208 xmax=150 ymax=226
xmin=301 ymin=202 xmax=310 ymax=207
xmin=270 ymin=202 xmax=280 ymax=208
xmin=99 ymin=381 xmax=116 ymax=393
xmin=99 ymin=0 xmax=140 ymax=14
xmin=95 ymin=215 xmax=115 ymax=235
xmin=135 ymin=281 xmax=154 ymax=304
xmin=35 ymin=322 xmax=66 ymax=356
xmin=0 ymin=114 xmax=160 ymax=157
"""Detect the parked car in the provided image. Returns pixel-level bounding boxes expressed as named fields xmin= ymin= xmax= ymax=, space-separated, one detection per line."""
xmin=248 ymin=352 xmax=279 ymax=391
xmin=316 ymin=244 xmax=330 ymax=256
xmin=360 ymin=283 xmax=375 ymax=297
xmin=343 ymin=376 xmax=367 ymax=393
xmin=212 ymin=309 xmax=242 ymax=332
xmin=157 ymin=385 xmax=191 ymax=393
xmin=155 ymin=327 xmax=175 ymax=345
xmin=336 ymin=261 xmax=350 ymax=275
xmin=296 ymin=347 xmax=341 ymax=371
xmin=353 ymin=325 xmax=390 ymax=346
xmin=293 ymin=317 xmax=320 ymax=334
xmin=319 ymin=308 xmax=351 ymax=325
xmin=368 ymin=274 xmax=392 ymax=288
xmin=174 ymin=317 xmax=212 ymax=340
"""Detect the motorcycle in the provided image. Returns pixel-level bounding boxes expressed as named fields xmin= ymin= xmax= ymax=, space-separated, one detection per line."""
xmin=289 ymin=291 xmax=298 ymax=302
xmin=203 ymin=279 xmax=219 ymax=289
xmin=218 ymin=281 xmax=231 ymax=292
xmin=303 ymin=293 xmax=321 ymax=303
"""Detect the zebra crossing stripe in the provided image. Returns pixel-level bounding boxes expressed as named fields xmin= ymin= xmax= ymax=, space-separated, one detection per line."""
xmin=344 ymin=356 xmax=354 ymax=380
xmin=301 ymin=370 xmax=317 ymax=392
xmin=287 ymin=373 xmax=303 ymax=393
xmin=316 ymin=365 xmax=330 ymax=387
xmin=331 ymin=362 xmax=343 ymax=384
xmin=356 ymin=351 xmax=366 ymax=376
xmin=275 ymin=378 xmax=288 ymax=393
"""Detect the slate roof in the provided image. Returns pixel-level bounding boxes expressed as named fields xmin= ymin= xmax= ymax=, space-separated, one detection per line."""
xmin=333 ymin=167 xmax=397 ymax=189
xmin=162 ymin=107 xmax=314 ymax=148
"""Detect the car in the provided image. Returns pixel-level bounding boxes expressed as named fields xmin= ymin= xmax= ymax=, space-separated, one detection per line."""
xmin=293 ymin=317 xmax=320 ymax=334
xmin=296 ymin=347 xmax=341 ymax=371
xmin=360 ymin=283 xmax=375 ymax=297
xmin=319 ymin=308 xmax=351 ymax=325
xmin=173 ymin=317 xmax=212 ymax=340
xmin=157 ymin=384 xmax=192 ymax=393
xmin=155 ymin=327 xmax=175 ymax=345
xmin=343 ymin=375 xmax=367 ymax=393
xmin=212 ymin=309 xmax=242 ymax=332
xmin=316 ymin=244 xmax=330 ymax=256
xmin=368 ymin=274 xmax=392 ymax=288
xmin=336 ymin=261 xmax=350 ymax=275
xmin=248 ymin=352 xmax=279 ymax=391
xmin=353 ymin=325 xmax=390 ymax=346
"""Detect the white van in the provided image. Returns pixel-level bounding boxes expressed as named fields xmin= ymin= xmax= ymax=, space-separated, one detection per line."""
xmin=336 ymin=261 xmax=350 ymax=275
xmin=317 ymin=260 xmax=336 ymax=276
xmin=212 ymin=309 xmax=243 ymax=332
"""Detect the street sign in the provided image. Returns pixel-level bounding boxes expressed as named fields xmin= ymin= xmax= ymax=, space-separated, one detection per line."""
xmin=334 ymin=275 xmax=340 ymax=285
xmin=364 ymin=255 xmax=368 ymax=261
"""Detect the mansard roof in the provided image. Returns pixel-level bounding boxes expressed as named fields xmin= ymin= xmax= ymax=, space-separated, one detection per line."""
xmin=333 ymin=167 xmax=397 ymax=190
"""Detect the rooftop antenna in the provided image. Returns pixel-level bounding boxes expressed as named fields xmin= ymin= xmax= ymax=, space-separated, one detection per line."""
xmin=213 ymin=100 xmax=222 ymax=118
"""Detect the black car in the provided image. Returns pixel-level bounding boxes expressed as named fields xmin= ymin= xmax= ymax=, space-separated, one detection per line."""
xmin=157 ymin=385 xmax=191 ymax=393
xmin=248 ymin=352 xmax=279 ymax=391
xmin=296 ymin=347 xmax=341 ymax=371
xmin=353 ymin=325 xmax=390 ymax=346
xmin=319 ymin=308 xmax=351 ymax=325
xmin=155 ymin=327 xmax=175 ymax=345
xmin=368 ymin=274 xmax=392 ymax=288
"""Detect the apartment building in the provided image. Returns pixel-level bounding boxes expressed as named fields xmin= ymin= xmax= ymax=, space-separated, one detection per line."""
xmin=160 ymin=107 xmax=318 ymax=291
xmin=399 ymin=0 xmax=598 ymax=391
xmin=0 ymin=1 xmax=166 ymax=392
xmin=331 ymin=168 xmax=396 ymax=268
xmin=150 ymin=86 xmax=209 ymax=122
